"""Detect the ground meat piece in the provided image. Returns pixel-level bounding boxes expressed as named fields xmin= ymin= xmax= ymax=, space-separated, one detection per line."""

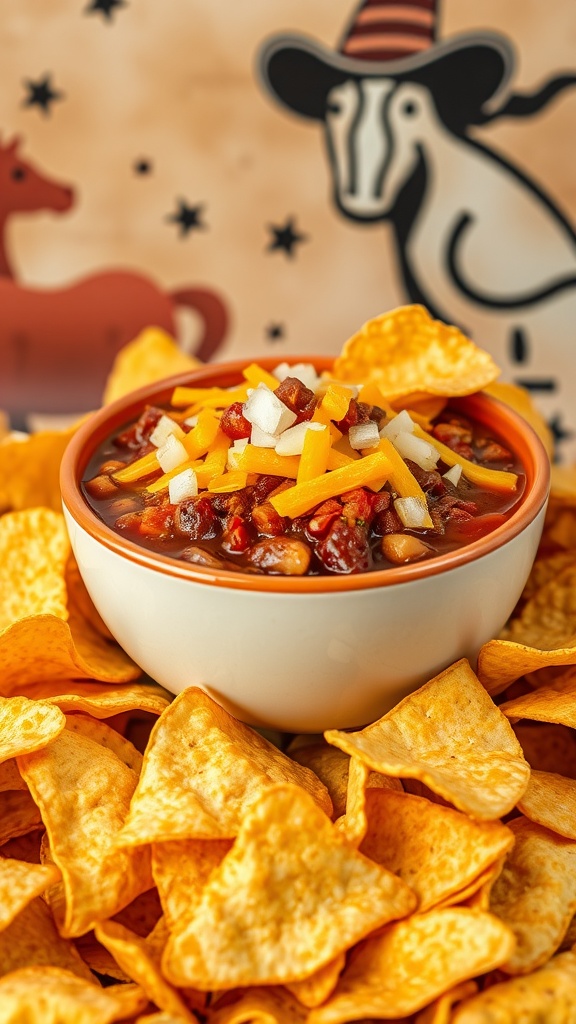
xmin=475 ymin=438 xmax=513 ymax=463
xmin=251 ymin=501 xmax=287 ymax=537
xmin=174 ymin=496 xmax=220 ymax=540
xmin=306 ymin=499 xmax=342 ymax=539
xmin=434 ymin=495 xmax=478 ymax=520
xmin=373 ymin=506 xmax=403 ymax=536
xmin=335 ymin=399 xmax=371 ymax=433
xmin=221 ymin=515 xmax=251 ymax=553
xmin=432 ymin=420 xmax=473 ymax=448
xmin=405 ymin=460 xmax=446 ymax=497
xmin=274 ymin=377 xmax=316 ymax=421
xmin=247 ymin=536 xmax=312 ymax=575
xmin=114 ymin=406 xmax=165 ymax=450
xmin=315 ymin=518 xmax=372 ymax=574
xmin=340 ymin=488 xmax=375 ymax=527
xmin=115 ymin=503 xmax=176 ymax=540
xmin=220 ymin=402 xmax=251 ymax=440
xmin=209 ymin=488 xmax=253 ymax=517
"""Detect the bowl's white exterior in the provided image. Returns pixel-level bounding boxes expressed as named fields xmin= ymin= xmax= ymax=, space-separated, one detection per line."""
xmin=63 ymin=502 xmax=546 ymax=732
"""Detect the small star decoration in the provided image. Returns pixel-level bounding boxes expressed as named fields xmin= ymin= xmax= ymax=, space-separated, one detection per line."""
xmin=23 ymin=74 xmax=64 ymax=117
xmin=550 ymin=413 xmax=574 ymax=451
xmin=85 ymin=0 xmax=127 ymax=20
xmin=167 ymin=199 xmax=206 ymax=238
xmin=266 ymin=323 xmax=285 ymax=342
xmin=267 ymin=217 xmax=308 ymax=258
xmin=134 ymin=158 xmax=153 ymax=176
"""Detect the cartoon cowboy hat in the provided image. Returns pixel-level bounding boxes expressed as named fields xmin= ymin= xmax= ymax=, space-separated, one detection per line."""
xmin=258 ymin=0 xmax=514 ymax=123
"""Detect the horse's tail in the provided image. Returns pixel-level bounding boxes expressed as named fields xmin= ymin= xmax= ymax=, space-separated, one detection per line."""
xmin=480 ymin=74 xmax=576 ymax=124
xmin=170 ymin=286 xmax=230 ymax=362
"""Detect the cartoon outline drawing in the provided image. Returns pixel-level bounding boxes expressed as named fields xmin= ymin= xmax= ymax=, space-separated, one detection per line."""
xmin=258 ymin=0 xmax=576 ymax=456
xmin=0 ymin=136 xmax=229 ymax=419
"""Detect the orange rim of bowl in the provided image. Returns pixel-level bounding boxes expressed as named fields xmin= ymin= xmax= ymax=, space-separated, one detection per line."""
xmin=60 ymin=357 xmax=551 ymax=594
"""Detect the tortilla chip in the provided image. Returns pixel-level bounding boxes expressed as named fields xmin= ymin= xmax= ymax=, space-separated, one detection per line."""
xmin=440 ymin=857 xmax=506 ymax=912
xmin=332 ymin=305 xmax=499 ymax=398
xmin=516 ymin=770 xmax=576 ymax=840
xmin=17 ymin=725 xmax=153 ymax=937
xmin=513 ymin=722 xmax=576 ymax=778
xmin=489 ymin=816 xmax=576 ymax=973
xmin=112 ymin=886 xmax=163 ymax=936
xmin=115 ymin=687 xmax=332 ymax=847
xmin=152 ymin=839 xmax=233 ymax=930
xmin=359 ymin=788 xmax=513 ymax=912
xmin=478 ymin=564 xmax=576 ymax=695
xmin=290 ymin=743 xmax=350 ymax=820
xmin=18 ymin=679 xmax=171 ymax=719
xmin=65 ymin=713 xmax=143 ymax=772
xmin=95 ymin=920 xmax=197 ymax=1021
xmin=0 ymin=967 xmax=148 ymax=1023
xmin=285 ymin=955 xmax=346 ymax=1009
xmin=520 ymin=551 xmax=576 ymax=605
xmin=163 ymin=783 xmax=416 ymax=989
xmin=0 ymin=790 xmax=43 ymax=845
xmin=325 ymin=660 xmax=529 ymax=820
xmin=103 ymin=326 xmax=201 ymax=406
xmin=0 ymin=508 xmax=69 ymax=627
xmin=73 ymin=931 xmax=132 ymax=982
xmin=0 ymin=425 xmax=78 ymax=515
xmin=0 ymin=898 xmax=94 ymax=980
xmin=0 ymin=830 xmax=43 ymax=863
xmin=0 ymin=695 xmax=65 ymax=763
xmin=0 ymin=759 xmax=26 ymax=793
xmin=0 ymin=858 xmax=61 ymax=932
xmin=484 ymin=380 xmax=554 ymax=459
xmin=414 ymin=981 xmax=479 ymax=1024
xmin=501 ymin=667 xmax=576 ymax=729
xmin=208 ymin=988 xmax=308 ymax=1024
xmin=451 ymin=948 xmax=576 ymax=1022
xmin=307 ymin=908 xmax=514 ymax=1023
xmin=65 ymin=555 xmax=114 ymax=640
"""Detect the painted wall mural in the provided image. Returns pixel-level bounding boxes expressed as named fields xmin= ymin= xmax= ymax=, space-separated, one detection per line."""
xmin=1 ymin=0 xmax=575 ymax=459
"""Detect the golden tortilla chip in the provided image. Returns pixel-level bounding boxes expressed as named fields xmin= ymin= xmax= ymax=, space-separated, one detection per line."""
xmin=0 ymin=857 xmax=61 ymax=932
xmin=544 ymin=506 xmax=576 ymax=550
xmin=332 ymin=305 xmax=499 ymax=398
xmin=0 ymin=791 xmax=43 ymax=845
xmin=0 ymin=508 xmax=69 ymax=627
xmin=290 ymin=742 xmax=350 ymax=820
xmin=208 ymin=988 xmax=308 ymax=1024
xmin=112 ymin=886 xmax=163 ymax=937
xmin=116 ymin=687 xmax=332 ymax=846
xmin=152 ymin=839 xmax=233 ymax=931
xmin=103 ymin=326 xmax=201 ymax=405
xmin=0 ymin=830 xmax=43 ymax=862
xmin=65 ymin=713 xmax=143 ymax=772
xmin=0 ymin=695 xmax=65 ymax=763
xmin=163 ymin=783 xmax=416 ymax=989
xmin=451 ymin=948 xmax=576 ymax=1022
xmin=285 ymin=955 xmax=346 ymax=1008
xmin=0 ymin=967 xmax=148 ymax=1024
xmin=18 ymin=725 xmax=153 ymax=937
xmin=501 ymin=667 xmax=576 ymax=728
xmin=513 ymin=722 xmax=576 ymax=778
xmin=550 ymin=464 xmax=576 ymax=506
xmin=95 ymin=920 xmax=197 ymax=1022
xmin=0 ymin=898 xmax=94 ymax=980
xmin=0 ymin=759 xmax=26 ymax=793
xmin=325 ymin=660 xmax=529 ymax=820
xmin=65 ymin=555 xmax=114 ymax=640
xmin=19 ymin=679 xmax=171 ymax=719
xmin=73 ymin=931 xmax=132 ymax=982
xmin=484 ymin=381 xmax=554 ymax=460
xmin=334 ymin=756 xmax=402 ymax=846
xmin=516 ymin=770 xmax=576 ymax=840
xmin=490 ymin=816 xmax=576 ymax=973
xmin=414 ymin=981 xmax=479 ymax=1024
xmin=307 ymin=908 xmax=514 ymax=1023
xmin=359 ymin=788 xmax=513 ymax=912
xmin=439 ymin=857 xmax=505 ymax=912
xmin=520 ymin=551 xmax=576 ymax=605
xmin=478 ymin=564 xmax=576 ymax=695
xmin=0 ymin=425 xmax=78 ymax=514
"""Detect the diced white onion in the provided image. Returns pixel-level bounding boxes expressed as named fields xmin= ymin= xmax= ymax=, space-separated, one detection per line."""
xmin=227 ymin=437 xmax=248 ymax=470
xmin=243 ymin=383 xmax=297 ymax=436
xmin=183 ymin=414 xmax=198 ymax=428
xmin=251 ymin=424 xmax=280 ymax=448
xmin=348 ymin=421 xmax=380 ymax=450
xmin=275 ymin=421 xmax=325 ymax=456
xmin=156 ymin=434 xmax=189 ymax=473
xmin=168 ymin=468 xmax=198 ymax=504
xmin=443 ymin=463 xmax=463 ymax=487
xmin=392 ymin=431 xmax=440 ymax=471
xmin=394 ymin=496 xmax=429 ymax=529
xmin=289 ymin=363 xmax=320 ymax=392
xmin=149 ymin=414 xmax=185 ymax=448
xmin=379 ymin=409 xmax=415 ymax=442
xmin=272 ymin=362 xmax=291 ymax=382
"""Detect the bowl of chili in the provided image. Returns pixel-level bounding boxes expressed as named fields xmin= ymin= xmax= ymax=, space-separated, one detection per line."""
xmin=60 ymin=356 xmax=550 ymax=732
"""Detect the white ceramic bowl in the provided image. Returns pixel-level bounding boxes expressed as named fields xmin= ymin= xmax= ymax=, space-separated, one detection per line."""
xmin=60 ymin=358 xmax=550 ymax=732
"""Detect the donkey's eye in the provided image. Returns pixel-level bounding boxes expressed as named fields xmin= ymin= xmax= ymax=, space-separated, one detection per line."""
xmin=326 ymin=102 xmax=342 ymax=115
xmin=11 ymin=167 xmax=26 ymax=181
xmin=402 ymin=100 xmax=418 ymax=116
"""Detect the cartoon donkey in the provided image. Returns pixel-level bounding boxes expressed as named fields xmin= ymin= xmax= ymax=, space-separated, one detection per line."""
xmin=0 ymin=136 xmax=229 ymax=420
xmin=259 ymin=0 xmax=576 ymax=459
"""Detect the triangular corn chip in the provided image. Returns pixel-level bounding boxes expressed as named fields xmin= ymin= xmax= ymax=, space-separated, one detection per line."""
xmin=0 ymin=967 xmax=148 ymax=1024
xmin=513 ymin=722 xmax=576 ymax=777
xmin=208 ymin=988 xmax=308 ymax=1024
xmin=307 ymin=908 xmax=514 ymax=1023
xmin=17 ymin=679 xmax=171 ymax=719
xmin=152 ymin=838 xmax=233 ymax=930
xmin=490 ymin=816 xmax=576 ymax=973
xmin=285 ymin=954 xmax=346 ymax=1008
xmin=18 ymin=725 xmax=152 ymax=937
xmin=451 ymin=948 xmax=576 ymax=1022
xmin=359 ymin=788 xmax=514 ymax=912
xmin=116 ymin=688 xmax=332 ymax=846
xmin=517 ymin=770 xmax=576 ymax=839
xmin=501 ymin=668 xmax=576 ymax=728
xmin=0 ymin=695 xmax=65 ymax=763
xmin=0 ymin=426 xmax=78 ymax=514
xmin=0 ymin=509 xmax=69 ymax=627
xmin=0 ymin=790 xmax=42 ymax=844
xmin=103 ymin=326 xmax=201 ymax=405
xmin=325 ymin=660 xmax=529 ymax=820
xmin=0 ymin=898 xmax=94 ymax=980
xmin=0 ymin=858 xmax=61 ymax=932
xmin=163 ymin=783 xmax=416 ymax=989
xmin=0 ymin=758 xmax=26 ymax=792
xmin=290 ymin=742 xmax=350 ymax=820
xmin=414 ymin=981 xmax=479 ymax=1024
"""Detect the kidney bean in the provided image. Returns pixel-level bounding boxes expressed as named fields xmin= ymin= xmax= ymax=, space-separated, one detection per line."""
xmin=84 ymin=474 xmax=120 ymax=500
xmin=220 ymin=402 xmax=251 ymax=440
xmin=248 ymin=536 xmax=312 ymax=575
xmin=175 ymin=496 xmax=220 ymax=540
xmin=114 ymin=406 xmax=165 ymax=450
xmin=373 ymin=507 xmax=403 ymax=536
xmin=116 ymin=503 xmax=176 ymax=539
xmin=315 ymin=519 xmax=371 ymax=574
xmin=382 ymin=534 xmax=432 ymax=565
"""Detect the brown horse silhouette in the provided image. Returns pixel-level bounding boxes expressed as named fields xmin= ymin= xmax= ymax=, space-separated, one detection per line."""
xmin=0 ymin=137 xmax=229 ymax=416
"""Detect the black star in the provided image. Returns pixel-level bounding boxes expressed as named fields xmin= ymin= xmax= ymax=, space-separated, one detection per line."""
xmin=267 ymin=217 xmax=308 ymax=258
xmin=549 ymin=413 xmax=574 ymax=454
xmin=85 ymin=0 xmax=127 ymax=20
xmin=265 ymin=323 xmax=285 ymax=342
xmin=134 ymin=158 xmax=153 ymax=176
xmin=22 ymin=74 xmax=64 ymax=117
xmin=166 ymin=199 xmax=206 ymax=238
